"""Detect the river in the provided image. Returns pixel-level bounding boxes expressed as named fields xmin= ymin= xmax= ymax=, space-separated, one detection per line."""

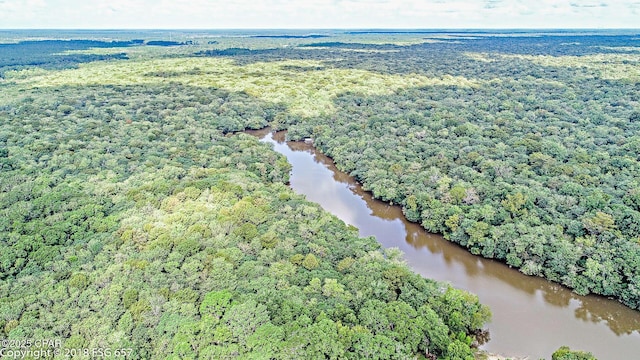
xmin=251 ymin=129 xmax=640 ymax=360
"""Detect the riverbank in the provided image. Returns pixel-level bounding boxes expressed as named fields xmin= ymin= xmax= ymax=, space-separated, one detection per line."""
xmin=482 ymin=355 xmax=528 ymax=360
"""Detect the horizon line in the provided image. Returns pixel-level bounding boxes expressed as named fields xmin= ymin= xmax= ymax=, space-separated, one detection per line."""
xmin=1 ymin=27 xmax=639 ymax=31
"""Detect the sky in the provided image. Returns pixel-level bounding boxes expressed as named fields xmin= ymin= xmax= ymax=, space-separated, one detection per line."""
xmin=0 ymin=0 xmax=638 ymax=29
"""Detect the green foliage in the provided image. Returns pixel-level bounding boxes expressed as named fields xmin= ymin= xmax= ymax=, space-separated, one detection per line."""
xmin=552 ymin=346 xmax=597 ymax=360
xmin=68 ymin=273 xmax=90 ymax=290
xmin=199 ymin=290 xmax=234 ymax=319
xmin=4 ymin=320 xmax=19 ymax=335
xmin=290 ymin=253 xmax=305 ymax=265
xmin=245 ymin=323 xmax=285 ymax=356
xmin=582 ymin=211 xmax=615 ymax=235
xmin=302 ymin=253 xmax=320 ymax=270
xmin=129 ymin=299 xmax=151 ymax=322
xmin=0 ymin=67 xmax=490 ymax=358
xmin=445 ymin=340 xmax=475 ymax=360
xmin=22 ymin=31 xmax=640 ymax=358
xmin=278 ymin=37 xmax=640 ymax=309
xmin=501 ymin=192 xmax=528 ymax=217
xmin=123 ymin=289 xmax=139 ymax=309
xmin=337 ymin=257 xmax=355 ymax=272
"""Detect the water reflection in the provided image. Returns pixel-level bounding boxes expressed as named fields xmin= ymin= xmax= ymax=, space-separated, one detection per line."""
xmin=251 ymin=129 xmax=640 ymax=359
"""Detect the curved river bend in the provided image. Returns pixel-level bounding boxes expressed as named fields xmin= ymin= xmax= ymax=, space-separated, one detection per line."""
xmin=251 ymin=129 xmax=640 ymax=360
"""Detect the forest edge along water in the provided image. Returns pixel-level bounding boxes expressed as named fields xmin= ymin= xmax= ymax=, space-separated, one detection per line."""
xmin=247 ymin=128 xmax=640 ymax=360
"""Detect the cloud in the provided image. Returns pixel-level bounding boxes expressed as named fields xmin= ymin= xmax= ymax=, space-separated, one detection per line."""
xmin=484 ymin=0 xmax=503 ymax=9
xmin=569 ymin=2 xmax=608 ymax=7
xmin=0 ymin=0 xmax=46 ymax=14
xmin=0 ymin=0 xmax=637 ymax=29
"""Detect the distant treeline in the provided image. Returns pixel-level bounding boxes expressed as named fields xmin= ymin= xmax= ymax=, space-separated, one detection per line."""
xmin=146 ymin=40 xmax=194 ymax=46
xmin=0 ymin=40 xmax=133 ymax=76
xmin=250 ymin=34 xmax=330 ymax=39
xmin=0 ymin=39 xmax=195 ymax=76
xmin=196 ymin=48 xmax=280 ymax=57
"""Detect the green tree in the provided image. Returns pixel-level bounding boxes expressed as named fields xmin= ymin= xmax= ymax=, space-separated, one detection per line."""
xmin=302 ymin=253 xmax=319 ymax=270
xmin=582 ymin=211 xmax=615 ymax=234
xmin=199 ymin=290 xmax=234 ymax=320
xmin=552 ymin=346 xmax=597 ymax=360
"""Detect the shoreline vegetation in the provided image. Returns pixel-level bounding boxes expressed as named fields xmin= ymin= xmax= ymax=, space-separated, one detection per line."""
xmin=2 ymin=29 xmax=637 ymax=359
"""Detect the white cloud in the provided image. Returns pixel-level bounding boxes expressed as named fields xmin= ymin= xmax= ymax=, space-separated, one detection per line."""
xmin=0 ymin=0 xmax=637 ymax=29
xmin=0 ymin=0 xmax=46 ymax=15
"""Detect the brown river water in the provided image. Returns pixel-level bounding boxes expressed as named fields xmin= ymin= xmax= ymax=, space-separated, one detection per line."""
xmin=250 ymin=129 xmax=640 ymax=360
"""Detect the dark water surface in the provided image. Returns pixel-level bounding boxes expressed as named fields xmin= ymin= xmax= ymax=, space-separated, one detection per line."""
xmin=251 ymin=129 xmax=640 ymax=360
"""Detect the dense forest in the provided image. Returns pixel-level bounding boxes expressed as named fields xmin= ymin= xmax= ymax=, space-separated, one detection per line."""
xmin=0 ymin=39 xmax=491 ymax=359
xmin=0 ymin=40 xmax=134 ymax=76
xmin=283 ymin=35 xmax=640 ymax=310
xmin=2 ymin=30 xmax=638 ymax=358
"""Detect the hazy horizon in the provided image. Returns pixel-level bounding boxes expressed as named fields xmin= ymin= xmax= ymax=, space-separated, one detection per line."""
xmin=1 ymin=1 xmax=638 ymax=29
